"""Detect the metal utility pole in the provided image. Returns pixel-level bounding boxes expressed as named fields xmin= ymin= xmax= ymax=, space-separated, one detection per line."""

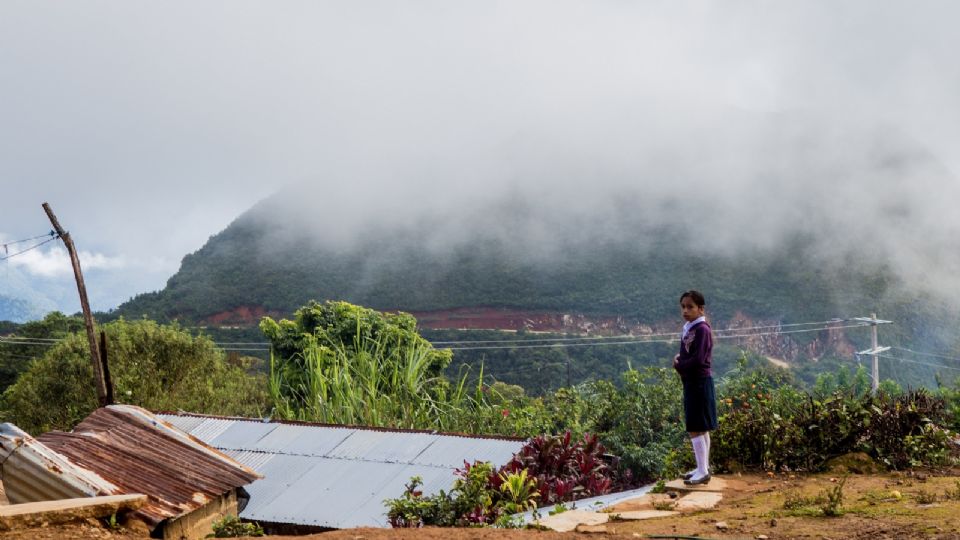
xmin=853 ymin=314 xmax=892 ymax=395
xmin=42 ymin=202 xmax=109 ymax=407
xmin=870 ymin=312 xmax=879 ymax=393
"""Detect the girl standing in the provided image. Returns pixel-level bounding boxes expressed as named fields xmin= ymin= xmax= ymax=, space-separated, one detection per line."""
xmin=672 ymin=290 xmax=717 ymax=485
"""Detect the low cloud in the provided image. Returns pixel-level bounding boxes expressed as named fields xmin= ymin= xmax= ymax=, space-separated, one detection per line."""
xmin=5 ymin=245 xmax=126 ymax=278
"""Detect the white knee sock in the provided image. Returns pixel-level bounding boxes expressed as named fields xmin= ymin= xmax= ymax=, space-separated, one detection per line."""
xmin=691 ymin=435 xmax=707 ymax=477
xmin=704 ymin=432 xmax=711 ymax=473
xmin=690 ymin=435 xmax=706 ymax=477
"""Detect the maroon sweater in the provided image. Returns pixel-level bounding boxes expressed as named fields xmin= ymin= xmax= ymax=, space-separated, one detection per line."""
xmin=675 ymin=321 xmax=713 ymax=380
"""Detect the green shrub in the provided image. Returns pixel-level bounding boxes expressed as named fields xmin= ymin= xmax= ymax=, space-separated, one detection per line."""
xmin=1 ymin=319 xmax=268 ymax=433
xmin=714 ymin=360 xmax=954 ymax=472
xmin=207 ymin=515 xmax=264 ymax=538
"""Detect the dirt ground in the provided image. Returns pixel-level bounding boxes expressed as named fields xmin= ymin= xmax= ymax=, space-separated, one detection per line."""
xmin=3 ymin=470 xmax=960 ymax=539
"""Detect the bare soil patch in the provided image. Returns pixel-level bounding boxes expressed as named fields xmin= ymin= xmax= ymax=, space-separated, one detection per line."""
xmin=3 ymin=471 xmax=959 ymax=539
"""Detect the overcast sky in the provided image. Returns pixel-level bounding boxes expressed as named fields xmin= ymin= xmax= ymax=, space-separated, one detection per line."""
xmin=2 ymin=1 xmax=960 ymax=315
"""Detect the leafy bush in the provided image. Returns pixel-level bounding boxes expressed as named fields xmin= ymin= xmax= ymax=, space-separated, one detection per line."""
xmin=579 ymin=368 xmax=687 ymax=483
xmin=385 ymin=462 xmax=520 ymax=527
xmin=498 ymin=432 xmax=619 ymax=505
xmin=713 ymin=359 xmax=955 ymax=472
xmin=1 ymin=319 xmax=268 ymax=433
xmin=386 ymin=431 xmax=624 ymax=528
xmin=207 ymin=515 xmax=264 ymax=537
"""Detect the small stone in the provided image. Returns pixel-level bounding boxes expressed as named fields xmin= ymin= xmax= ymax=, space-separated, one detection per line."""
xmin=757 ymin=536 xmax=770 ymax=540
xmin=715 ymin=521 xmax=728 ymax=530
xmin=769 ymin=518 xmax=778 ymax=527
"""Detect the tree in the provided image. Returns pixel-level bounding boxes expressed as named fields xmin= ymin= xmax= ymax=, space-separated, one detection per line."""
xmin=0 ymin=312 xmax=85 ymax=393
xmin=260 ymin=301 xmax=457 ymax=427
xmin=1 ymin=318 xmax=268 ymax=434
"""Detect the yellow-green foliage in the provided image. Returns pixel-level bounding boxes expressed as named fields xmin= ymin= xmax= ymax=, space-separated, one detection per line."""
xmin=263 ymin=301 xmax=474 ymax=429
xmin=1 ymin=319 xmax=268 ymax=433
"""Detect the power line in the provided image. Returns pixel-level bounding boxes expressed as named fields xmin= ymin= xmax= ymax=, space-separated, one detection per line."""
xmin=0 ymin=352 xmax=39 ymax=360
xmin=0 ymin=336 xmax=62 ymax=342
xmin=0 ymin=317 xmax=877 ymax=351
xmin=0 ymin=235 xmax=60 ymax=261
xmin=430 ymin=318 xmax=865 ymax=346
xmin=0 ymin=338 xmax=57 ymax=347
xmin=877 ymin=354 xmax=960 ymax=373
xmin=1 ymin=231 xmax=56 ymax=247
xmin=444 ymin=322 xmax=873 ymax=350
xmin=890 ymin=346 xmax=960 ymax=364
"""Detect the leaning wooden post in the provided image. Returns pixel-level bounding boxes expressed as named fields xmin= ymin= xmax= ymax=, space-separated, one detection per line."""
xmin=100 ymin=330 xmax=114 ymax=405
xmin=42 ymin=202 xmax=108 ymax=407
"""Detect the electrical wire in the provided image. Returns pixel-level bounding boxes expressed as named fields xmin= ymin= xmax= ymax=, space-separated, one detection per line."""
xmin=444 ymin=322 xmax=873 ymax=350
xmin=0 ymin=317 xmax=878 ymax=351
xmin=0 ymin=235 xmax=60 ymax=261
xmin=429 ymin=318 xmax=867 ymax=345
xmin=0 ymin=338 xmax=57 ymax=347
xmin=890 ymin=346 xmax=960 ymax=364
xmin=0 ymin=352 xmax=39 ymax=360
xmin=877 ymin=354 xmax=960 ymax=372
xmin=1 ymin=231 xmax=56 ymax=246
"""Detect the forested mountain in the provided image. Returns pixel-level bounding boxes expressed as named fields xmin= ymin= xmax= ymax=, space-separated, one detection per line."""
xmin=110 ymin=189 xmax=959 ymax=389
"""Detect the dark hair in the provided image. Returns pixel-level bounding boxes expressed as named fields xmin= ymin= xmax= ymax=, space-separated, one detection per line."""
xmin=679 ymin=290 xmax=706 ymax=307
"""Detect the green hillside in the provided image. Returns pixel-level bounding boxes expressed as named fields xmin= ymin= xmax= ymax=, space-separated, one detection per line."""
xmin=110 ymin=192 xmax=960 ymax=390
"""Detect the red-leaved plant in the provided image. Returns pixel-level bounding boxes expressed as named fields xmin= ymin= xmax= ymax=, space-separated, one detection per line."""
xmin=498 ymin=431 xmax=618 ymax=505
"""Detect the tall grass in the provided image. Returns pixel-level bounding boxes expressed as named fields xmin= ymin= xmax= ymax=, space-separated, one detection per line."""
xmin=268 ymin=322 xmax=486 ymax=430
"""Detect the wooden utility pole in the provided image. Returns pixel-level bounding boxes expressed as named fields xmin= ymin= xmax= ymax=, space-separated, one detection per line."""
xmin=100 ymin=331 xmax=114 ymax=405
xmin=42 ymin=202 xmax=109 ymax=407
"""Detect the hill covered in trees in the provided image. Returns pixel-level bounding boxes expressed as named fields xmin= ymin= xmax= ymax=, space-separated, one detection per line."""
xmin=104 ymin=189 xmax=959 ymax=389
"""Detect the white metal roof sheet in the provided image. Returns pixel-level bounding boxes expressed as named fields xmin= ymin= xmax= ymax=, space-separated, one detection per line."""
xmin=157 ymin=413 xmax=526 ymax=529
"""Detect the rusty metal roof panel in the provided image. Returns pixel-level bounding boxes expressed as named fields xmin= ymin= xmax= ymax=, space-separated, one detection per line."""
xmin=34 ymin=406 xmax=261 ymax=528
xmin=0 ymin=424 xmax=118 ymax=505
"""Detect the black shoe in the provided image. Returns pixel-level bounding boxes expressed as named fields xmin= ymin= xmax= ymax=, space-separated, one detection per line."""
xmin=682 ymin=471 xmax=695 ymax=480
xmin=684 ymin=473 xmax=711 ymax=486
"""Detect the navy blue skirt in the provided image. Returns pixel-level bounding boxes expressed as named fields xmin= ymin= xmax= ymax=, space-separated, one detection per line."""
xmin=682 ymin=376 xmax=718 ymax=432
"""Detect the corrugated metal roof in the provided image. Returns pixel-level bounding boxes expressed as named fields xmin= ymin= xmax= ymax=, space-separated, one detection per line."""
xmin=0 ymin=424 xmax=118 ymax=504
xmin=28 ymin=405 xmax=262 ymax=528
xmin=160 ymin=412 xmax=527 ymax=528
